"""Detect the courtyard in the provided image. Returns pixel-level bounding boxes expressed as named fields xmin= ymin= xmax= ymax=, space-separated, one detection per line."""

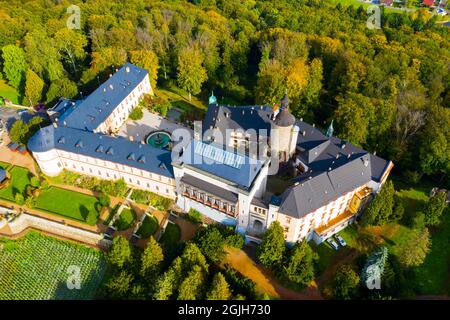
xmin=117 ymin=109 xmax=193 ymax=144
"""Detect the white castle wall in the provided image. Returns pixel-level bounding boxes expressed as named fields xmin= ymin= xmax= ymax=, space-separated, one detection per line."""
xmin=6 ymin=212 xmax=111 ymax=249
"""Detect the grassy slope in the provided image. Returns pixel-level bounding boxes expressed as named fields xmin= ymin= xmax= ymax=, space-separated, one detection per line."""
xmin=35 ymin=187 xmax=100 ymax=225
xmin=412 ymin=208 xmax=450 ymax=295
xmin=0 ymin=166 xmax=32 ymax=202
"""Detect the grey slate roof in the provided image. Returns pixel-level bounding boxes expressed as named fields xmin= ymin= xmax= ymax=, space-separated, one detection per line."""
xmin=202 ymin=101 xmax=391 ymax=219
xmin=277 ymin=121 xmax=391 ymax=218
xmin=179 ymin=140 xmax=264 ymax=189
xmin=0 ymin=169 xmax=6 ymax=182
xmin=203 ymin=104 xmax=273 ymax=140
xmin=181 ymin=174 xmax=239 ymax=203
xmin=28 ymin=125 xmax=174 ymax=178
xmin=58 ymin=63 xmax=148 ymax=131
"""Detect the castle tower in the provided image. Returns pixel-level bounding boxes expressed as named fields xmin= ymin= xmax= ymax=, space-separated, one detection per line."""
xmin=271 ymin=95 xmax=297 ymax=163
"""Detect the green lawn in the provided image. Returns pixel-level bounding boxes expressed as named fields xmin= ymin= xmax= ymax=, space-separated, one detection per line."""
xmin=0 ymin=166 xmax=32 ymax=202
xmin=412 ymin=208 xmax=450 ymax=295
xmin=114 ymin=207 xmax=137 ymax=230
xmin=136 ymin=215 xmax=159 ymax=238
xmin=35 ymin=187 xmax=100 ymax=225
xmin=0 ymin=80 xmax=20 ymax=105
xmin=160 ymin=222 xmax=181 ymax=247
xmin=0 ymin=161 xmax=11 ymax=170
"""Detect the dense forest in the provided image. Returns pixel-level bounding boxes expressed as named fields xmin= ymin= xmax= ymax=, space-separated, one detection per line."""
xmin=0 ymin=0 xmax=449 ymax=185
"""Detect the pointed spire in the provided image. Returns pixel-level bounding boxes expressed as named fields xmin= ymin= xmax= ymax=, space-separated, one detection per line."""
xmin=208 ymin=91 xmax=217 ymax=105
xmin=326 ymin=119 xmax=334 ymax=137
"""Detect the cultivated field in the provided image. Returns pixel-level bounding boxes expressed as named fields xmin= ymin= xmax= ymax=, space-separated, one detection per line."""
xmin=0 ymin=232 xmax=106 ymax=300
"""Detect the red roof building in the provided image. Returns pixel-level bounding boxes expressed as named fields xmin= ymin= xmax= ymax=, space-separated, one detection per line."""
xmin=423 ymin=0 xmax=435 ymax=6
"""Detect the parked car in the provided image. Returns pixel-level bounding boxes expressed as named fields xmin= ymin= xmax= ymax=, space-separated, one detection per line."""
xmin=436 ymin=8 xmax=447 ymax=16
xmin=335 ymin=234 xmax=347 ymax=247
xmin=326 ymin=237 xmax=339 ymax=250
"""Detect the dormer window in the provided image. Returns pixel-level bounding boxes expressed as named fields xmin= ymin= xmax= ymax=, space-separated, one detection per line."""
xmin=106 ymin=147 xmax=114 ymax=155
xmin=96 ymin=145 xmax=104 ymax=153
xmin=127 ymin=153 xmax=136 ymax=161
xmin=58 ymin=137 xmax=65 ymax=144
xmin=138 ymin=155 xmax=146 ymax=163
xmin=75 ymin=140 xmax=83 ymax=148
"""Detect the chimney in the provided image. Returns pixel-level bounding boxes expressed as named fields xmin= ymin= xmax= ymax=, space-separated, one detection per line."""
xmin=126 ymin=66 xmax=130 ymax=73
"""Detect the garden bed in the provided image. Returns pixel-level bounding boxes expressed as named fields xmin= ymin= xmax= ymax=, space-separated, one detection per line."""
xmin=160 ymin=222 xmax=181 ymax=247
xmin=136 ymin=215 xmax=159 ymax=238
xmin=113 ymin=207 xmax=137 ymax=231
xmin=0 ymin=166 xmax=32 ymax=202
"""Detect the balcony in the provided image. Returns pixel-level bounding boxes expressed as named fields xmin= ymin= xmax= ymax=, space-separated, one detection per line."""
xmin=183 ymin=192 xmax=237 ymax=218
xmin=315 ymin=210 xmax=356 ymax=236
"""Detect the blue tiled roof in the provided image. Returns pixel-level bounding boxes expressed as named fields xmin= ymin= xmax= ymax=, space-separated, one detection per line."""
xmin=58 ymin=63 xmax=148 ymax=131
xmin=0 ymin=169 xmax=6 ymax=182
xmin=28 ymin=125 xmax=174 ymax=178
xmin=179 ymin=140 xmax=264 ymax=189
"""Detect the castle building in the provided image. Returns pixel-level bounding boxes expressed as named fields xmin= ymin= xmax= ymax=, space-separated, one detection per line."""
xmin=28 ymin=64 xmax=393 ymax=244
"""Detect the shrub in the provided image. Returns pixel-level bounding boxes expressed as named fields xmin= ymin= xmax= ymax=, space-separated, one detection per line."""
xmin=224 ymin=233 xmax=245 ymax=249
xmin=25 ymin=196 xmax=36 ymax=208
xmin=187 ymin=208 xmax=202 ymax=224
xmin=41 ymin=180 xmax=50 ymax=190
xmin=15 ymin=193 xmax=25 ymax=205
xmin=30 ymin=176 xmax=40 ymax=188
xmin=99 ymin=194 xmax=111 ymax=208
xmin=410 ymin=211 xmax=426 ymax=230
xmin=222 ymin=266 xmax=259 ymax=300
xmin=129 ymin=107 xmax=144 ymax=120
xmin=403 ymin=170 xmax=421 ymax=185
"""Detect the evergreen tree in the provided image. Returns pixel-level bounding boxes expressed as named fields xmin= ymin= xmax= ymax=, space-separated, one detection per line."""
xmin=282 ymin=240 xmax=317 ymax=287
xmin=107 ymin=236 xmax=132 ymax=269
xmin=361 ymin=181 xmax=395 ymax=226
xmin=331 ymin=264 xmax=360 ymax=300
xmin=177 ymin=265 xmax=206 ymax=300
xmin=206 ymin=272 xmax=232 ymax=300
xmin=256 ymin=221 xmax=286 ymax=269
xmin=24 ymin=69 xmax=44 ymax=106
xmin=423 ymin=192 xmax=447 ymax=227
xmin=105 ymin=270 xmax=134 ymax=300
xmin=140 ymin=237 xmax=164 ymax=278
xmin=398 ymin=228 xmax=431 ymax=267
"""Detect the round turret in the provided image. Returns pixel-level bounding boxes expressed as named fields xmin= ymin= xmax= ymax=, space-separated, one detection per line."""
xmin=274 ymin=95 xmax=295 ymax=127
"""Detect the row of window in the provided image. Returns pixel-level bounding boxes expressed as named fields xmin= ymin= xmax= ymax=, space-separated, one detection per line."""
xmin=181 ymin=184 xmax=237 ymax=216
xmin=58 ymin=152 xmax=171 ymax=184
xmin=64 ymin=161 xmax=173 ymax=196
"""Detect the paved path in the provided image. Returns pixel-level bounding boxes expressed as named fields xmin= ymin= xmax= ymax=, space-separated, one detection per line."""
xmin=117 ymin=109 xmax=193 ymax=142
xmin=223 ymin=247 xmax=323 ymax=300
xmin=0 ymin=133 xmax=37 ymax=175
